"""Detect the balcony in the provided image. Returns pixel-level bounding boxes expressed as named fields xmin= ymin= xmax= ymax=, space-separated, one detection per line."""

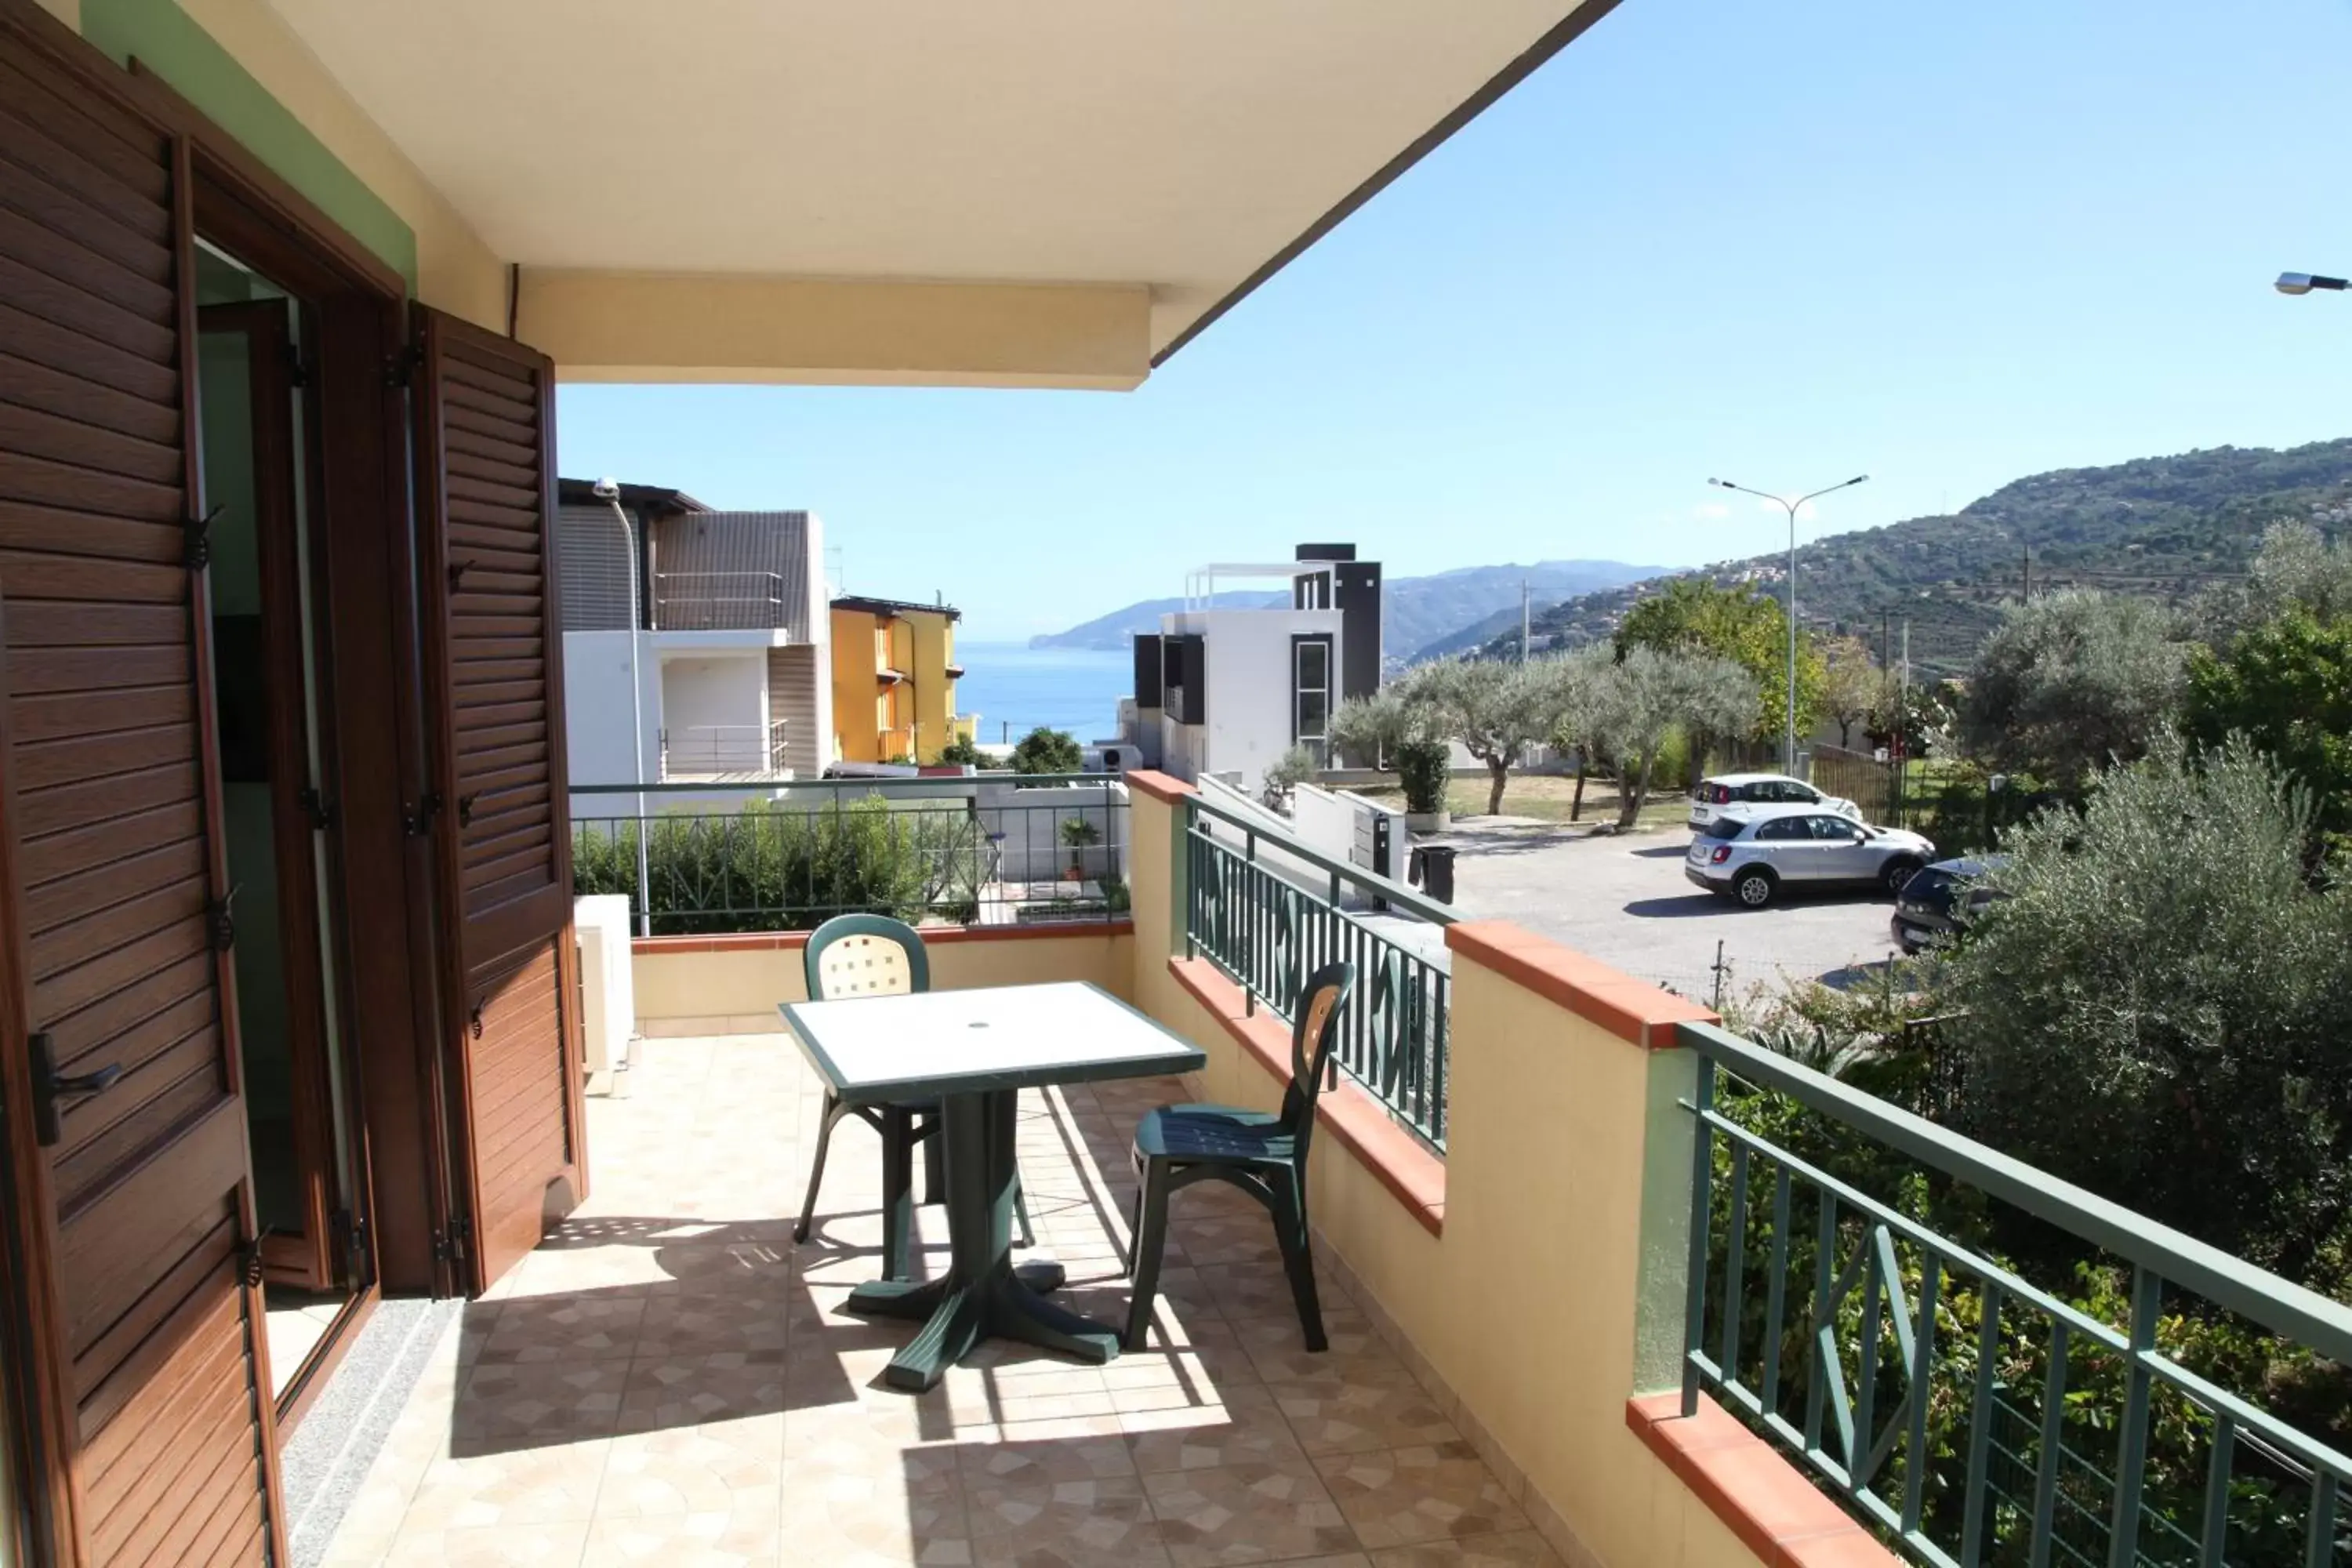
xmin=653 ymin=571 xmax=791 ymax=632
xmin=311 ymin=774 xmax=2352 ymax=1568
xmin=657 ymin=722 xmax=793 ymax=782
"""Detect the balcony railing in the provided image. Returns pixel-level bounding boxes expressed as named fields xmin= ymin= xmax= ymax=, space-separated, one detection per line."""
xmin=651 ymin=570 xmax=786 ymax=630
xmin=657 ymin=721 xmax=789 ymax=778
xmin=1181 ymin=790 xmax=1454 ymax=1149
xmin=1675 ymin=1018 xmax=2352 ymax=1568
xmin=572 ymin=774 xmax=1127 ymax=934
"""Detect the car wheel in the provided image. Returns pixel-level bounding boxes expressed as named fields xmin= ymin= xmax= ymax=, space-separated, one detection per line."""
xmin=1881 ymin=857 xmax=1922 ymax=895
xmin=1734 ymin=868 xmax=1775 ymax=908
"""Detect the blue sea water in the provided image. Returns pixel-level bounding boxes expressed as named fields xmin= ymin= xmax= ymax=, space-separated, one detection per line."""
xmin=953 ymin=642 xmax=1132 ymax=746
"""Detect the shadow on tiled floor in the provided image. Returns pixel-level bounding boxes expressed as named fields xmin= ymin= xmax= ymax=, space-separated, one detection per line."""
xmin=321 ymin=1032 xmax=1560 ymax=1566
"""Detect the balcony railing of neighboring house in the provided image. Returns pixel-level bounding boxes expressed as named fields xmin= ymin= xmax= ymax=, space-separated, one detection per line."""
xmin=651 ymin=570 xmax=787 ymax=630
xmin=655 ymin=722 xmax=790 ymax=779
xmin=570 ymin=773 xmax=1130 ymax=934
xmin=1674 ymin=1017 xmax=2352 ymax=1568
xmin=1181 ymin=789 xmax=1454 ymax=1150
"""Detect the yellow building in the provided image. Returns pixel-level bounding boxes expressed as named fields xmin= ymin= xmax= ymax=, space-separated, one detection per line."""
xmin=829 ymin=596 xmax=977 ymax=763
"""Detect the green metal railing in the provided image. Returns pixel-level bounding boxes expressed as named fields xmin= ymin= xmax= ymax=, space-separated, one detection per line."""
xmin=572 ymin=775 xmax=1127 ymax=935
xmin=1673 ymin=1018 xmax=2352 ymax=1568
xmin=1181 ymin=793 xmax=1454 ymax=1149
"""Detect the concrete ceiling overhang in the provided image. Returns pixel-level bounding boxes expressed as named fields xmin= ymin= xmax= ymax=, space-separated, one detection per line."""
xmin=263 ymin=0 xmax=1617 ymax=384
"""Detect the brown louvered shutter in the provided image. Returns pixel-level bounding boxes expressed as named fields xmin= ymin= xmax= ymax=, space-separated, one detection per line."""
xmin=0 ymin=15 xmax=282 ymax=1566
xmin=412 ymin=305 xmax=586 ymax=1292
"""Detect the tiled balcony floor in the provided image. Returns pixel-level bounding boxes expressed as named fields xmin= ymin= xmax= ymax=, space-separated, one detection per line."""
xmin=322 ymin=1030 xmax=1559 ymax=1567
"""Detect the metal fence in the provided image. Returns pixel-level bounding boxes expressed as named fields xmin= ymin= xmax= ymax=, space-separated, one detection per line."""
xmin=1675 ymin=1018 xmax=2352 ymax=1568
xmin=657 ymin=721 xmax=789 ymax=778
xmin=651 ymin=569 xmax=786 ymax=630
xmin=571 ymin=775 xmax=1129 ymax=935
xmin=1181 ymin=791 xmax=1455 ymax=1150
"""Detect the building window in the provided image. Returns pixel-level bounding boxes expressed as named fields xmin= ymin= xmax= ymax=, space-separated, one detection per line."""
xmin=1293 ymin=635 xmax=1332 ymax=764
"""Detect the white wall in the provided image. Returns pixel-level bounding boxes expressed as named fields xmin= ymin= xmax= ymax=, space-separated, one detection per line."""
xmin=974 ymin=780 xmax=1131 ymax=884
xmin=1290 ymin=781 xmax=1404 ymax=895
xmin=1160 ymin=606 xmax=1342 ymax=794
xmin=659 ymin=652 xmax=769 ymax=771
xmin=564 ymin=630 xmax=662 ymax=819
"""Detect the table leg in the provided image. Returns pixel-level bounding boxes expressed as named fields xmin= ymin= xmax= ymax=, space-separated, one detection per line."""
xmin=844 ymin=1087 xmax=1120 ymax=1392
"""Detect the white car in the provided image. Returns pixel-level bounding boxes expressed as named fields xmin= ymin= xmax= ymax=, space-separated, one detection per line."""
xmin=1684 ymin=804 xmax=1936 ymax=908
xmin=1688 ymin=772 xmax=1862 ymax=833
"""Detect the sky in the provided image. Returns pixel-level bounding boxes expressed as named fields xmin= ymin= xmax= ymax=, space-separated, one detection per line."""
xmin=555 ymin=0 xmax=2352 ymax=642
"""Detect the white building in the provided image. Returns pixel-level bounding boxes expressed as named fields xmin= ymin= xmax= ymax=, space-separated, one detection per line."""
xmin=557 ymin=480 xmax=833 ymax=817
xmin=1128 ymin=543 xmax=1383 ymax=794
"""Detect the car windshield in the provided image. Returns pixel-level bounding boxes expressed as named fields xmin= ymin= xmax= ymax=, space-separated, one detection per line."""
xmin=1907 ymin=868 xmax=1957 ymax=898
xmin=1703 ymin=818 xmax=1745 ymax=840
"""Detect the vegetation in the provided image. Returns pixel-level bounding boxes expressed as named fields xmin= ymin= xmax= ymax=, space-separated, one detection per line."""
xmin=572 ymin=797 xmax=980 ymax=932
xmin=937 ymin=732 xmax=985 ymax=767
xmin=1392 ymin=655 xmax=1582 ymax=815
xmin=1475 ymin=438 xmax=2352 ymax=676
xmin=1260 ymin=744 xmax=1316 ymax=811
xmin=1009 ymin=725 xmax=1083 ymax=775
xmin=1818 ymin=634 xmax=1882 ymax=750
xmin=1058 ymin=815 xmax=1102 ymax=879
xmin=2186 ymin=610 xmax=2352 ymax=852
xmin=1588 ymin=645 xmax=1755 ymax=829
xmin=1394 ymin=739 xmax=1452 ymax=816
xmin=1956 ymin=590 xmax=2186 ymax=786
xmin=1614 ymin=576 xmax=1823 ymax=753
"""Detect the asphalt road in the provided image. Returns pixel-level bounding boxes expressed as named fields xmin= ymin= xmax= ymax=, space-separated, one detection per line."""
xmin=1439 ymin=818 xmax=1901 ymax=1003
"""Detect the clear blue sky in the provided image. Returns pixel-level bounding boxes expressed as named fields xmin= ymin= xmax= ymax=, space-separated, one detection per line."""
xmin=557 ymin=0 xmax=2352 ymax=642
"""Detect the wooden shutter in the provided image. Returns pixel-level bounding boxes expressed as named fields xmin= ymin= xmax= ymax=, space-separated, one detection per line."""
xmin=0 ymin=13 xmax=282 ymax=1565
xmin=412 ymin=306 xmax=586 ymax=1294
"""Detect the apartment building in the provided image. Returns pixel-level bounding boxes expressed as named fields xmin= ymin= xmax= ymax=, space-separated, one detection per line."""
xmin=557 ymin=481 xmax=833 ymax=806
xmin=1131 ymin=543 xmax=1384 ymax=792
xmin=829 ymin=594 xmax=978 ymax=764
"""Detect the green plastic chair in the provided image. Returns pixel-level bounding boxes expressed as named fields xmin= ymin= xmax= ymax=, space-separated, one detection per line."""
xmin=1122 ymin=960 xmax=1356 ymax=1353
xmin=791 ymin=913 xmax=1029 ymax=1279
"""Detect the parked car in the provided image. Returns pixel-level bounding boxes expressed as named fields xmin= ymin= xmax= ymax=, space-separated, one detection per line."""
xmin=1683 ymin=804 xmax=1936 ymax=908
xmin=1688 ymin=772 xmax=1861 ymax=832
xmin=1890 ymin=855 xmax=2010 ymax=953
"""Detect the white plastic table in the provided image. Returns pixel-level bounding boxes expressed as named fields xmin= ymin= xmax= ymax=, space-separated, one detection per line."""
xmin=780 ymin=980 xmax=1206 ymax=1391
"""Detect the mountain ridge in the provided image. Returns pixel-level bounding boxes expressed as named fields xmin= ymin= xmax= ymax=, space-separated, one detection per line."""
xmin=1457 ymin=440 xmax=2352 ymax=677
xmin=1030 ymin=558 xmax=1663 ymax=662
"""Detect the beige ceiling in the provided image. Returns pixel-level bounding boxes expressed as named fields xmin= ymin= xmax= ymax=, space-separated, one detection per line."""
xmin=261 ymin=0 xmax=1609 ymax=359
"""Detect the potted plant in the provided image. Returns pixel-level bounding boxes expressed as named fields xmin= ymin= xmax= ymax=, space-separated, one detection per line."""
xmin=1059 ymin=816 xmax=1102 ymax=881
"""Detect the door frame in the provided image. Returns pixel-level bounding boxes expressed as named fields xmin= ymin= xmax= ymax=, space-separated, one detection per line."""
xmin=127 ymin=67 xmax=472 ymax=1302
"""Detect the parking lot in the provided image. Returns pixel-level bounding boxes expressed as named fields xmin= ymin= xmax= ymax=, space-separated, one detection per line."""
xmin=1439 ymin=818 xmax=1902 ymax=1003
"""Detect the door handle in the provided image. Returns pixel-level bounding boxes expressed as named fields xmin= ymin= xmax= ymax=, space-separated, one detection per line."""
xmin=30 ymin=1031 xmax=123 ymax=1147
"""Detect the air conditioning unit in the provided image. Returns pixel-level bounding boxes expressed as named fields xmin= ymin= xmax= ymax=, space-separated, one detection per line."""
xmin=1085 ymin=744 xmax=1134 ymax=773
xmin=574 ymin=895 xmax=639 ymax=1099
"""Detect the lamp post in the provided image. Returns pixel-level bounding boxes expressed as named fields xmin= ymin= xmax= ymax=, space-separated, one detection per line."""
xmin=2276 ymin=272 xmax=2349 ymax=296
xmin=593 ymin=477 xmax=652 ymax=938
xmin=1705 ymin=474 xmax=1870 ymax=775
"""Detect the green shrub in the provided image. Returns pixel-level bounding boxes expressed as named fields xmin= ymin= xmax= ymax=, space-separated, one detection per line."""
xmin=572 ymin=797 xmax=981 ymax=935
xmin=1010 ymin=727 xmax=1083 ymax=775
xmin=938 ymin=733 xmax=985 ymax=768
xmin=1395 ymin=738 xmax=1451 ymax=815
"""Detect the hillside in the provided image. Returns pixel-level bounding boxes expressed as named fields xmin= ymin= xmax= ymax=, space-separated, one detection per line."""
xmin=1031 ymin=558 xmax=1661 ymax=660
xmin=1461 ymin=440 xmax=2352 ymax=677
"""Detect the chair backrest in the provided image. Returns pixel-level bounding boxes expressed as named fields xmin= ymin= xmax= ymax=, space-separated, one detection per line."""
xmin=804 ymin=913 xmax=931 ymax=1001
xmin=1278 ymin=961 xmax=1356 ymax=1156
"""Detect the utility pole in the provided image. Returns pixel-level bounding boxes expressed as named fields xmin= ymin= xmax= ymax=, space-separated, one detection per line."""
xmin=1519 ymin=579 xmax=1530 ymax=664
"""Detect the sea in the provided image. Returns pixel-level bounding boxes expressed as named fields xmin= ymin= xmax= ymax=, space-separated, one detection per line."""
xmin=953 ymin=641 xmax=1132 ymax=747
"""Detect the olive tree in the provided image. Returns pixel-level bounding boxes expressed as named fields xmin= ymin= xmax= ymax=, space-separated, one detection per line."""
xmin=1330 ymin=684 xmax=1452 ymax=815
xmin=1819 ymin=635 xmax=1883 ymax=750
xmin=1592 ymin=647 xmax=1757 ymax=829
xmin=1944 ymin=735 xmax=2352 ymax=1274
xmin=1403 ymin=656 xmax=1580 ymax=816
xmin=1957 ymin=590 xmax=2186 ymax=787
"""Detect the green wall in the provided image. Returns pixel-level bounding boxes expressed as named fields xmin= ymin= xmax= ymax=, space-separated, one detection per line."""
xmin=81 ymin=0 xmax=417 ymax=289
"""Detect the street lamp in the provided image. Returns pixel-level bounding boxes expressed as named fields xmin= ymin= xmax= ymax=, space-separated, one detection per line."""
xmin=1706 ymin=474 xmax=1870 ymax=775
xmin=2276 ymin=272 xmax=2350 ymax=296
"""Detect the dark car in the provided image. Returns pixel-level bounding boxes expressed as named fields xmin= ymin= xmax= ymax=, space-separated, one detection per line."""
xmin=1890 ymin=856 xmax=2009 ymax=953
